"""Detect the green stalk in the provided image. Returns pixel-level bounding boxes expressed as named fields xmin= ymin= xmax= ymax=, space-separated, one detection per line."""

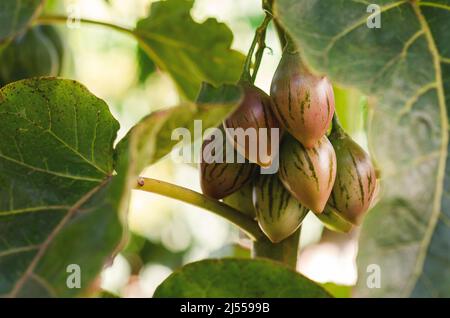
xmin=331 ymin=112 xmax=346 ymax=138
xmin=240 ymin=13 xmax=272 ymax=83
xmin=34 ymin=15 xmax=135 ymax=37
xmin=251 ymin=227 xmax=301 ymax=269
xmin=134 ymin=177 xmax=264 ymax=241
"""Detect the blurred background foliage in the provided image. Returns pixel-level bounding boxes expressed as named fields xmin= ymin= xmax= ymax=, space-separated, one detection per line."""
xmin=0 ymin=0 xmax=367 ymax=297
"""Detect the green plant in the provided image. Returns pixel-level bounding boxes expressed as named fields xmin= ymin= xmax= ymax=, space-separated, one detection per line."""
xmin=0 ymin=0 xmax=448 ymax=299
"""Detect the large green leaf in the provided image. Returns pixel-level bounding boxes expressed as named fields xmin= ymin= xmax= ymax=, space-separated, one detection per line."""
xmin=0 ymin=78 xmax=127 ymax=297
xmin=135 ymin=0 xmax=245 ymax=100
xmin=0 ymin=0 xmax=44 ymax=44
xmin=154 ymin=258 xmax=331 ymax=297
xmin=0 ymin=26 xmax=64 ymax=87
xmin=275 ymin=0 xmax=450 ymax=297
xmin=136 ymin=46 xmax=156 ymax=84
xmin=116 ymin=83 xmax=242 ymax=177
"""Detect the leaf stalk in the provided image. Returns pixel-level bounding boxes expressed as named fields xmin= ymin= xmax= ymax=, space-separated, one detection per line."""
xmin=134 ymin=177 xmax=265 ymax=241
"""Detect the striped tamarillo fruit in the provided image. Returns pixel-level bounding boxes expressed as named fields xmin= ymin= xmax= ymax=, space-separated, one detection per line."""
xmin=223 ymin=83 xmax=280 ymax=167
xmin=279 ymin=134 xmax=336 ymax=213
xmin=328 ymin=128 xmax=377 ymax=225
xmin=223 ymin=182 xmax=256 ymax=218
xmin=270 ymin=46 xmax=334 ymax=148
xmin=253 ymin=174 xmax=308 ymax=243
xmin=200 ymin=126 xmax=257 ymax=200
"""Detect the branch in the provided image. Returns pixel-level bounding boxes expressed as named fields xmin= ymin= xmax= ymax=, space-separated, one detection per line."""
xmin=34 ymin=15 xmax=167 ymax=83
xmin=252 ymin=227 xmax=301 ymax=269
xmin=134 ymin=177 xmax=265 ymax=241
xmin=34 ymin=15 xmax=135 ymax=37
xmin=240 ymin=13 xmax=272 ymax=83
xmin=251 ymin=13 xmax=272 ymax=82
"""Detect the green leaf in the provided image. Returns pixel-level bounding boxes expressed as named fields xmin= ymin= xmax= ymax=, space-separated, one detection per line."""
xmin=320 ymin=283 xmax=352 ymax=298
xmin=209 ymin=244 xmax=251 ymax=259
xmin=0 ymin=0 xmax=44 ymax=43
xmin=0 ymin=26 xmax=64 ymax=87
xmin=154 ymin=258 xmax=331 ymax=297
xmin=135 ymin=0 xmax=245 ymax=100
xmin=136 ymin=46 xmax=156 ymax=84
xmin=275 ymin=0 xmax=450 ymax=297
xmin=0 ymin=78 xmax=128 ymax=297
xmin=122 ymin=233 xmax=186 ymax=272
xmin=116 ymin=83 xmax=242 ymax=177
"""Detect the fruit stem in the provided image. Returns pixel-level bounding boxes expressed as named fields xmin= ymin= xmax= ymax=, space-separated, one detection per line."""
xmin=263 ymin=0 xmax=287 ymax=49
xmin=240 ymin=13 xmax=272 ymax=83
xmin=134 ymin=177 xmax=265 ymax=241
xmin=251 ymin=227 xmax=301 ymax=269
xmin=331 ymin=113 xmax=346 ymax=138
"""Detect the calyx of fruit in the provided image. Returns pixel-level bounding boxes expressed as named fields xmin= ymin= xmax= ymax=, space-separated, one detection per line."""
xmin=315 ymin=204 xmax=353 ymax=233
xmin=270 ymin=44 xmax=334 ymax=148
xmin=253 ymin=174 xmax=308 ymax=243
xmin=279 ymin=134 xmax=336 ymax=213
xmin=224 ymin=83 xmax=280 ymax=167
xmin=200 ymin=126 xmax=257 ymax=200
xmin=328 ymin=127 xmax=377 ymax=225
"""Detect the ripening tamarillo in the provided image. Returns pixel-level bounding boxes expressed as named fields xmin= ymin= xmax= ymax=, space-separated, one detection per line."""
xmin=224 ymin=83 xmax=280 ymax=167
xmin=199 ymin=43 xmax=377 ymax=242
xmin=279 ymin=134 xmax=336 ymax=213
xmin=327 ymin=128 xmax=377 ymax=225
xmin=223 ymin=182 xmax=256 ymax=219
xmin=253 ymin=173 xmax=308 ymax=243
xmin=271 ymin=46 xmax=334 ymax=149
xmin=200 ymin=125 xmax=257 ymax=200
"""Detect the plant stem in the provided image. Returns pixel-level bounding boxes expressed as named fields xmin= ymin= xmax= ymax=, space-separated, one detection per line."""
xmin=251 ymin=14 xmax=272 ymax=83
xmin=34 ymin=15 xmax=135 ymax=37
xmin=34 ymin=15 xmax=167 ymax=85
xmin=134 ymin=177 xmax=265 ymax=241
xmin=273 ymin=20 xmax=287 ymax=50
xmin=240 ymin=14 xmax=272 ymax=83
xmin=251 ymin=227 xmax=301 ymax=269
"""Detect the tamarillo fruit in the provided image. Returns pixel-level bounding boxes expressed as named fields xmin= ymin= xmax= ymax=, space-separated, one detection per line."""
xmin=253 ymin=174 xmax=308 ymax=243
xmin=328 ymin=129 xmax=377 ymax=225
xmin=270 ymin=46 xmax=334 ymax=148
xmin=279 ymin=134 xmax=336 ymax=213
xmin=223 ymin=182 xmax=256 ymax=218
xmin=200 ymin=126 xmax=257 ymax=200
xmin=223 ymin=83 xmax=280 ymax=167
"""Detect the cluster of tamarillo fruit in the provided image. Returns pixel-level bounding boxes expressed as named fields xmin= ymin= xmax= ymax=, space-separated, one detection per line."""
xmin=200 ymin=42 xmax=377 ymax=243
